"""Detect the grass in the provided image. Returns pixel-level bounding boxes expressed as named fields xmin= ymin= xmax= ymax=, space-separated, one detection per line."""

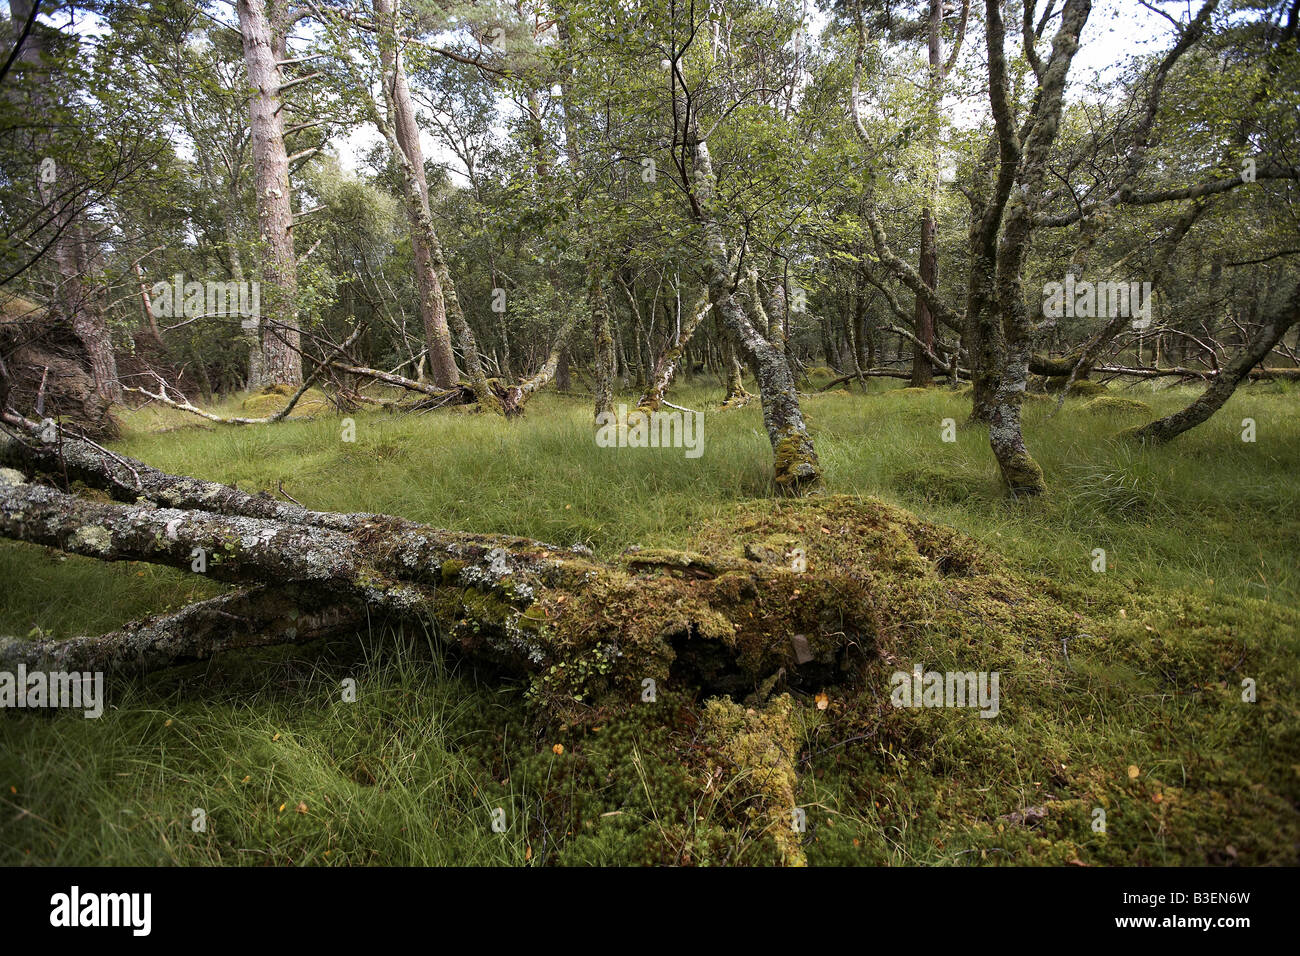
xmin=1 ymin=373 xmax=1297 ymax=865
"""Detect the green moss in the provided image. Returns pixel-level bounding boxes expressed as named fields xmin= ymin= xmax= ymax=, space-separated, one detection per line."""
xmin=771 ymin=430 xmax=822 ymax=493
xmin=892 ymin=463 xmax=992 ymax=505
xmin=998 ymin=450 xmax=1047 ymax=497
xmin=621 ymin=548 xmax=723 ymax=576
xmin=1117 ymin=423 xmax=1154 ymax=443
xmin=702 ymin=695 xmax=805 ymax=865
xmin=240 ymin=386 xmax=332 ymax=418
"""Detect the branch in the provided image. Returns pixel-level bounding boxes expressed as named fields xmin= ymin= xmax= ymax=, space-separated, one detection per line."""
xmin=0 ymin=585 xmax=360 ymax=674
xmin=1035 ymin=164 xmax=1299 ymax=227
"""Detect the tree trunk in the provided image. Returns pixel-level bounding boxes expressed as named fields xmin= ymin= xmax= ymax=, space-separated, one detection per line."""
xmin=910 ymin=0 xmax=944 ymax=388
xmin=637 ymin=290 xmax=710 ymax=412
xmin=556 ymin=348 xmax=572 ymax=393
xmin=556 ymin=15 xmax=615 ymax=426
xmin=983 ymin=0 xmax=1092 ymax=495
xmin=363 ymin=6 xmax=496 ymax=412
xmin=688 ymin=137 xmax=821 ymax=493
xmin=591 ymin=269 xmax=615 ymax=419
xmin=222 ymin=197 xmax=263 ymax=389
xmin=911 ymin=207 xmax=937 ymax=387
xmin=133 ymin=263 xmax=166 ymax=349
xmin=236 ymin=0 xmax=302 ymax=386
xmin=17 ymin=0 xmax=122 ymax=405
xmin=513 ymin=315 xmax=577 ymax=406
xmin=374 ymin=0 xmax=459 ymax=390
xmin=718 ymin=312 xmax=752 ymax=408
xmin=59 ymin=221 xmax=121 ymax=404
xmin=614 ymin=317 xmax=631 ymax=390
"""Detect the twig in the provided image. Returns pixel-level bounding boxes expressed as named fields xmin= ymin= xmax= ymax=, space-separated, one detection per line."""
xmin=277 ymin=479 xmax=303 ymax=507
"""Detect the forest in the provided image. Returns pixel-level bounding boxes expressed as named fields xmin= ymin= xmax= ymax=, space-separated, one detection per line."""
xmin=0 ymin=0 xmax=1297 ymax=870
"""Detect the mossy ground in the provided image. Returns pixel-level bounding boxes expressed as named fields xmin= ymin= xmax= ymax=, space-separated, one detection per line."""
xmin=1 ymin=374 xmax=1297 ymax=865
xmin=240 ymin=383 xmax=333 ymax=418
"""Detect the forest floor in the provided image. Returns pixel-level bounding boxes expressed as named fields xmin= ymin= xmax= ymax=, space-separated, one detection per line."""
xmin=1 ymin=374 xmax=1297 ymax=865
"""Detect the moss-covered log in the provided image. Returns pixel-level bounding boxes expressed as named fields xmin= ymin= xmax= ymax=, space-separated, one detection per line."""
xmin=1 ymin=411 xmax=1089 ymax=740
xmin=0 ymin=428 xmax=875 ymax=720
xmin=0 ymin=416 xmax=1078 ymax=729
xmin=0 ymin=469 xmax=874 ymax=718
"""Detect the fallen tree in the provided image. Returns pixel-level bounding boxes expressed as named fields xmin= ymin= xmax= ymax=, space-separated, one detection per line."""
xmin=1090 ymin=364 xmax=1300 ymax=382
xmin=1123 ymin=280 xmax=1300 ymax=444
xmin=0 ymin=414 xmax=865 ymax=718
xmin=816 ymin=355 xmax=1300 ymax=393
xmin=0 ymin=413 xmax=1074 ymax=724
xmin=328 ymin=320 xmax=577 ymax=418
xmin=818 ymin=368 xmax=921 ymax=389
xmin=125 ymin=327 xmax=364 ymax=422
xmin=1 ymin=293 xmax=120 ymax=439
xmin=126 ymin=316 xmax=579 ymax=425
xmin=1029 ymin=352 xmax=1300 ymax=382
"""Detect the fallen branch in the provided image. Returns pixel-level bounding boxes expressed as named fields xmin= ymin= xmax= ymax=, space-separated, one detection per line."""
xmin=1090 ymin=364 xmax=1300 ymax=381
xmin=329 ymin=316 xmax=579 ymax=417
xmin=885 ymin=325 xmax=961 ymax=377
xmin=817 ymin=366 xmax=970 ymax=390
xmin=0 ymin=586 xmax=360 ymax=673
xmin=125 ymin=328 xmax=364 ymax=425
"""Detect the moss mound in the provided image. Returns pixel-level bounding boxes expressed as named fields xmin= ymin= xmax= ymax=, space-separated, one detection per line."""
xmin=240 ymin=385 xmax=332 ymax=418
xmin=483 ymin=495 xmax=1092 ymax=863
xmin=1045 ymin=377 xmax=1108 ymax=397
xmin=892 ymin=463 xmax=992 ymax=504
xmin=679 ymin=494 xmax=1073 ymax=675
xmin=438 ymin=495 xmax=1073 ymax=727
